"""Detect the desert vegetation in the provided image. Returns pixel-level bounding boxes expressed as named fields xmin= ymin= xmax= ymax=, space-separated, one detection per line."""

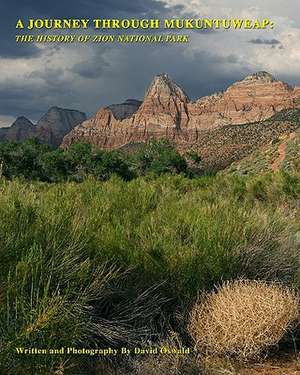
xmin=0 ymin=138 xmax=192 ymax=182
xmin=188 ymin=280 xmax=299 ymax=360
xmin=191 ymin=109 xmax=300 ymax=172
xmin=0 ymin=141 xmax=300 ymax=374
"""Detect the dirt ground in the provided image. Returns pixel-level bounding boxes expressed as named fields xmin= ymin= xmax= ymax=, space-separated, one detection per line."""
xmin=240 ymin=357 xmax=300 ymax=375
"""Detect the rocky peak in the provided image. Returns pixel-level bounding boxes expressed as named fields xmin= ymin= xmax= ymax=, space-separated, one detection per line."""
xmin=11 ymin=116 xmax=34 ymax=129
xmin=35 ymin=107 xmax=87 ymax=147
xmin=0 ymin=116 xmax=35 ymax=142
xmin=36 ymin=107 xmax=66 ymax=128
xmin=37 ymin=107 xmax=85 ymax=126
xmin=0 ymin=108 xmax=86 ymax=146
xmin=37 ymin=107 xmax=86 ymax=130
xmin=240 ymin=71 xmax=276 ymax=84
xmin=144 ymin=73 xmax=189 ymax=102
xmin=129 ymin=74 xmax=191 ymax=130
xmin=61 ymin=71 xmax=300 ymax=151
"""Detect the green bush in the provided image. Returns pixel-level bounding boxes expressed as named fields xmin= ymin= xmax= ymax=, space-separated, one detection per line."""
xmin=128 ymin=140 xmax=188 ymax=176
xmin=0 ymin=139 xmax=191 ymax=183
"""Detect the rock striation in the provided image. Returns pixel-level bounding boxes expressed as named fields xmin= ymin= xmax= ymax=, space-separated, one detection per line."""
xmin=61 ymin=72 xmax=300 ymax=150
xmin=0 ymin=107 xmax=86 ymax=147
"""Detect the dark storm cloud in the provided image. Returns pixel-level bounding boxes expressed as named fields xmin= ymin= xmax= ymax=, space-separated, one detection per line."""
xmin=2 ymin=0 xmax=298 ymax=122
xmin=69 ymin=42 xmax=248 ymax=110
xmin=0 ymin=0 xmax=180 ymax=118
xmin=249 ymin=38 xmax=281 ymax=46
xmin=0 ymin=83 xmax=46 ymax=119
xmin=0 ymin=38 xmax=248 ymax=121
xmin=1 ymin=0 xmax=170 ymax=58
xmin=1 ymin=39 xmax=41 ymax=58
xmin=71 ymin=59 xmax=110 ymax=79
xmin=10 ymin=0 xmax=168 ymax=17
xmin=0 ymin=73 xmax=83 ymax=121
xmin=70 ymin=46 xmax=111 ymax=79
xmin=27 ymin=67 xmax=65 ymax=85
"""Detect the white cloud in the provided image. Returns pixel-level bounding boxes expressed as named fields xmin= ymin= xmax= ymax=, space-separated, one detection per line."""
xmin=0 ymin=115 xmax=16 ymax=127
xmin=163 ymin=0 xmax=300 ymax=85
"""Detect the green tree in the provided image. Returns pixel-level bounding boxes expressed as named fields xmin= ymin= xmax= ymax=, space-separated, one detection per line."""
xmin=39 ymin=149 xmax=71 ymax=182
xmin=130 ymin=140 xmax=188 ymax=176
xmin=92 ymin=150 xmax=134 ymax=181
xmin=0 ymin=138 xmax=51 ymax=179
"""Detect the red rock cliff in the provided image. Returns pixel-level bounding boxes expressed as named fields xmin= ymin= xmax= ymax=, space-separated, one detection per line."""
xmin=61 ymin=72 xmax=300 ymax=149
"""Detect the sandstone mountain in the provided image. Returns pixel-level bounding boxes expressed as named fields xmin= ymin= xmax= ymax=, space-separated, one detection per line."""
xmin=0 ymin=107 xmax=86 ymax=147
xmin=62 ymin=72 xmax=300 ymax=155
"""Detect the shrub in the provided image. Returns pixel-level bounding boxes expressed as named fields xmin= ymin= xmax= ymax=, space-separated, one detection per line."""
xmin=39 ymin=149 xmax=71 ymax=182
xmin=188 ymin=280 xmax=299 ymax=360
xmin=129 ymin=140 xmax=188 ymax=176
xmin=0 ymin=138 xmax=51 ymax=180
xmin=92 ymin=149 xmax=134 ymax=181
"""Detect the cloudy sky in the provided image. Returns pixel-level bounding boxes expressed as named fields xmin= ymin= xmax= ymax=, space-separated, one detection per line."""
xmin=1 ymin=0 xmax=300 ymax=126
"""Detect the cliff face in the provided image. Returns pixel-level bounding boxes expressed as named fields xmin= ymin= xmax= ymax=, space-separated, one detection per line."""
xmin=35 ymin=107 xmax=87 ymax=147
xmin=189 ymin=72 xmax=296 ymax=129
xmin=61 ymin=72 xmax=300 ymax=150
xmin=0 ymin=108 xmax=86 ymax=147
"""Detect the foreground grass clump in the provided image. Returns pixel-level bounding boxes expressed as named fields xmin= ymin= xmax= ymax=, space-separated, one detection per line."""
xmin=1 ymin=253 xmax=166 ymax=374
xmin=188 ymin=280 xmax=299 ymax=360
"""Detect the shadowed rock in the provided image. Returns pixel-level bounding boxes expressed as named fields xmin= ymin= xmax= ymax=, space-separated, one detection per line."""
xmin=0 ymin=107 xmax=86 ymax=147
xmin=0 ymin=117 xmax=35 ymax=142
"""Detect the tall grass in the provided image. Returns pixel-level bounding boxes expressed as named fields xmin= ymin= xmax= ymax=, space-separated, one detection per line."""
xmin=0 ymin=172 xmax=299 ymax=296
xmin=0 ymin=171 xmax=299 ymax=373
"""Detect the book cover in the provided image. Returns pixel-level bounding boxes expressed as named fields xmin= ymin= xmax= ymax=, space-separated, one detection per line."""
xmin=0 ymin=1 xmax=300 ymax=374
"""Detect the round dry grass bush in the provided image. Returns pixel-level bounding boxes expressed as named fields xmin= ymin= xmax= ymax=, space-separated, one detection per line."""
xmin=188 ymin=280 xmax=299 ymax=360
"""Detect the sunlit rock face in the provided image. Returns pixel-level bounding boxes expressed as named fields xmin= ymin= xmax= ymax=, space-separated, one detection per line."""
xmin=61 ymin=72 xmax=300 ymax=150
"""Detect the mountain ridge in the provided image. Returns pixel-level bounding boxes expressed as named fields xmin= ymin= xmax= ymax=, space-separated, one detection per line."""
xmin=61 ymin=71 xmax=300 ymax=152
xmin=0 ymin=107 xmax=86 ymax=147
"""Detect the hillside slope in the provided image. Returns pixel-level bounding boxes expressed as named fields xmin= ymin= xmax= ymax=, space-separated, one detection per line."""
xmin=226 ymin=110 xmax=300 ymax=175
xmin=189 ymin=109 xmax=300 ymax=171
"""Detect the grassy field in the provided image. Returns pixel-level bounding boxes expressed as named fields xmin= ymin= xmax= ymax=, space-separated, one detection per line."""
xmin=0 ymin=170 xmax=300 ymax=374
